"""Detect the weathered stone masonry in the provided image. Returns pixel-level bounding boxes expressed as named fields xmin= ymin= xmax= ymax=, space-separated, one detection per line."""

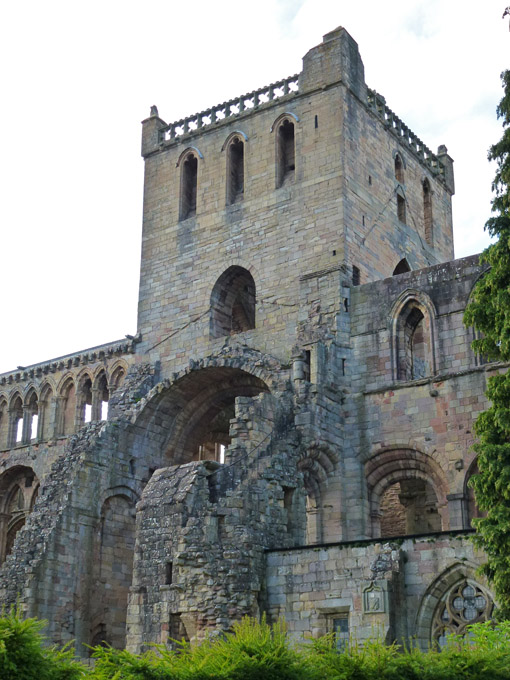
xmin=0 ymin=27 xmax=495 ymax=654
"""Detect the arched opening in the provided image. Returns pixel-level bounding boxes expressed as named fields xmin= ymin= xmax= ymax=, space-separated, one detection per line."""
xmin=94 ymin=371 xmax=109 ymax=421
xmin=26 ymin=390 xmax=39 ymax=441
xmin=180 ymin=152 xmax=198 ymax=220
xmin=9 ymin=395 xmax=23 ymax=446
xmin=379 ymin=478 xmax=441 ymax=537
xmin=423 ymin=178 xmax=433 ymax=245
xmin=60 ymin=379 xmax=76 ymax=435
xmin=226 ymin=136 xmax=244 ymax=204
xmin=276 ymin=118 xmax=295 ymax=187
xmin=0 ymin=466 xmax=39 ymax=564
xmin=0 ymin=398 xmax=8 ymax=450
xmin=394 ymin=153 xmax=404 ymax=183
xmin=396 ymin=303 xmax=433 ymax=380
xmin=39 ymin=384 xmax=53 ymax=441
xmin=366 ymin=449 xmax=448 ymax=538
xmin=110 ymin=366 xmax=126 ymax=391
xmin=77 ymin=375 xmax=93 ymax=425
xmin=298 ymin=445 xmax=339 ymax=545
xmin=134 ymin=366 xmax=270 ymax=468
xmin=210 ymin=266 xmax=256 ymax=338
xmin=393 ymin=258 xmax=411 ymax=276
xmin=431 ymin=580 xmax=493 ymax=648
xmin=90 ymin=494 xmax=136 ymax=649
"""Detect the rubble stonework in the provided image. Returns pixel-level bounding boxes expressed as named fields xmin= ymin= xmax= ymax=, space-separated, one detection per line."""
xmin=0 ymin=27 xmax=495 ymax=654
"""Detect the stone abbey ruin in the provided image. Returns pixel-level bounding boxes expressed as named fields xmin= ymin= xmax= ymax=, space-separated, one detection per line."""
xmin=0 ymin=27 xmax=495 ymax=654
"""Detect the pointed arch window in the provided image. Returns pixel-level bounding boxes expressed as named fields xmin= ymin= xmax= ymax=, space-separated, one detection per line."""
xmin=423 ymin=178 xmax=433 ymax=245
xmin=432 ymin=581 xmax=493 ymax=648
xmin=179 ymin=152 xmax=198 ymax=220
xmin=394 ymin=153 xmax=404 ymax=183
xmin=276 ymin=118 xmax=295 ymax=187
xmin=226 ymin=136 xmax=244 ymax=204
xmin=393 ymin=258 xmax=411 ymax=276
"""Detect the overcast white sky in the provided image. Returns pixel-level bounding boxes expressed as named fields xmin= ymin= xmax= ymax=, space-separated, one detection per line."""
xmin=0 ymin=0 xmax=507 ymax=374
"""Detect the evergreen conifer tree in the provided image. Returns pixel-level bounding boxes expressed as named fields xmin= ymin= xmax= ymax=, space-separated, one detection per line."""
xmin=464 ymin=67 xmax=510 ymax=617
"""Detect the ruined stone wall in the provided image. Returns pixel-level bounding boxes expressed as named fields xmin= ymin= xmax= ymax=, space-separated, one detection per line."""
xmin=265 ymin=533 xmax=490 ymax=649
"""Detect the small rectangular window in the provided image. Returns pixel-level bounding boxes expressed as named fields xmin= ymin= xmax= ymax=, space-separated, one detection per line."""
xmin=352 ymin=266 xmax=360 ymax=287
xmin=165 ymin=562 xmax=173 ymax=585
xmin=333 ymin=614 xmax=349 ymax=651
xmin=397 ymin=194 xmax=406 ymax=223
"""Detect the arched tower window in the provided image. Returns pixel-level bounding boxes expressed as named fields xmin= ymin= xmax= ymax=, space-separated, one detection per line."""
xmin=210 ymin=266 xmax=256 ymax=338
xmin=276 ymin=119 xmax=295 ymax=187
xmin=394 ymin=153 xmax=404 ymax=183
xmin=226 ymin=136 xmax=244 ymax=204
xmin=423 ymin=178 xmax=433 ymax=245
xmin=179 ymin=152 xmax=198 ymax=220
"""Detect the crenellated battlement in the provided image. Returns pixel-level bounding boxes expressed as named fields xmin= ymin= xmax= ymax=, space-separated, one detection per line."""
xmin=367 ymin=88 xmax=445 ymax=179
xmin=159 ymin=74 xmax=300 ymax=143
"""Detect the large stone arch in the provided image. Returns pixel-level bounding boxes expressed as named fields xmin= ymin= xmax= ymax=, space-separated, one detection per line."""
xmin=366 ymin=448 xmax=449 ymax=537
xmin=128 ymin=350 xmax=284 ymax=472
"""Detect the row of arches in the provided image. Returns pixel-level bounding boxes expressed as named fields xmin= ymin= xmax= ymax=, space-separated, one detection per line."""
xmin=0 ymin=365 xmax=126 ymax=449
xmin=394 ymin=152 xmax=434 ymax=245
xmin=296 ymin=446 xmax=481 ymax=546
xmin=179 ymin=114 xmax=296 ymax=220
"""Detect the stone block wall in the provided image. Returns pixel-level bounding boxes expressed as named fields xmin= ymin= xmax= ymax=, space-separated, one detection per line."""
xmin=265 ymin=533 xmax=491 ymax=649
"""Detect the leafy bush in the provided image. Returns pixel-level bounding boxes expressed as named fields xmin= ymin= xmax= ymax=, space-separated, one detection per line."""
xmin=0 ymin=607 xmax=85 ymax=680
xmin=3 ymin=610 xmax=510 ymax=680
xmin=90 ymin=616 xmax=317 ymax=680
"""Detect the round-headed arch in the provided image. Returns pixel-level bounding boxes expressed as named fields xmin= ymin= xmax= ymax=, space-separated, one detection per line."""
xmin=133 ymin=365 xmax=270 ymax=465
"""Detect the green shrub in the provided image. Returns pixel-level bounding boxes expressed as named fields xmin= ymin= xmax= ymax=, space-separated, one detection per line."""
xmin=90 ymin=616 xmax=317 ymax=680
xmin=0 ymin=607 xmax=85 ymax=680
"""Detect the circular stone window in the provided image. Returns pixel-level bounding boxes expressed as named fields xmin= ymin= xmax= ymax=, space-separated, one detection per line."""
xmin=431 ymin=580 xmax=493 ymax=648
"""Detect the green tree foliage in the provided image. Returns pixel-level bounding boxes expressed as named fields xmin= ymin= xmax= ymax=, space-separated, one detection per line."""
xmin=464 ymin=69 xmax=510 ymax=618
xmin=0 ymin=607 xmax=85 ymax=680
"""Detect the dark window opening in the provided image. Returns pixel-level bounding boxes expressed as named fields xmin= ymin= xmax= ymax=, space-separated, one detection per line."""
xmin=165 ymin=562 xmax=173 ymax=585
xmin=180 ymin=154 xmax=198 ymax=220
xmin=210 ymin=266 xmax=256 ymax=338
xmin=303 ymin=350 xmax=311 ymax=381
xmin=283 ymin=487 xmax=295 ymax=535
xmin=397 ymin=193 xmax=406 ymax=223
xmin=393 ymin=258 xmax=411 ymax=276
xmin=227 ymin=137 xmax=244 ymax=204
xmin=352 ymin=266 xmax=360 ymax=287
xmin=395 ymin=153 xmax=404 ymax=183
xmin=333 ymin=615 xmax=349 ymax=651
xmin=423 ymin=178 xmax=433 ymax=245
xmin=277 ymin=119 xmax=295 ymax=187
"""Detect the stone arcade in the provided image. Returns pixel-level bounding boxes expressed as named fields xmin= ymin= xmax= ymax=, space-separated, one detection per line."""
xmin=0 ymin=28 xmax=495 ymax=654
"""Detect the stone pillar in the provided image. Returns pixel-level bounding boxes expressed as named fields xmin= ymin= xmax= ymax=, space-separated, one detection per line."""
xmin=0 ymin=513 xmax=10 ymax=564
xmin=91 ymin=387 xmax=101 ymax=422
xmin=22 ymin=405 xmax=31 ymax=445
xmin=447 ymin=493 xmax=467 ymax=530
